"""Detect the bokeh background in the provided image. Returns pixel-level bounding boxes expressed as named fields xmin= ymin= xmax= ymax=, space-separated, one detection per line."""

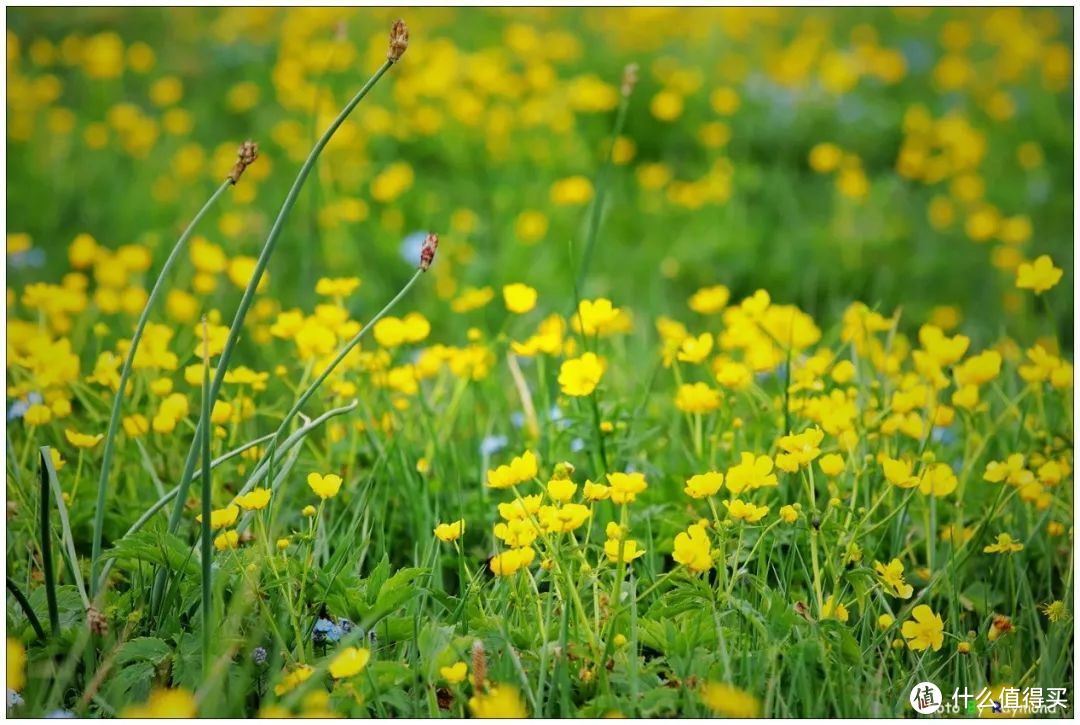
xmin=7 ymin=7 xmax=1074 ymax=347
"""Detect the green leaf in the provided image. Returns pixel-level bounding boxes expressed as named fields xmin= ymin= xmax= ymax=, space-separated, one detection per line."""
xmin=103 ymin=659 xmax=155 ymax=704
xmin=116 ymin=637 xmax=172 ymax=667
xmin=101 ymin=529 xmax=199 ymax=578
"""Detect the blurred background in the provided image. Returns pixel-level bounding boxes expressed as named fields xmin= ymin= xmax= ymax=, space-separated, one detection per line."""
xmin=6 ymin=7 xmax=1074 ymax=348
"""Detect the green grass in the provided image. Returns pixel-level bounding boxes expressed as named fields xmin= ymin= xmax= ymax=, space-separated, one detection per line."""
xmin=4 ymin=7 xmax=1075 ymax=719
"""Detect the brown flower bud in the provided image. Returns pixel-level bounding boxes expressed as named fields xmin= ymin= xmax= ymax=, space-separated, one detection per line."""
xmin=419 ymin=232 xmax=438 ymax=272
xmin=471 ymin=639 xmax=487 ymax=691
xmin=227 ymin=140 xmax=258 ymax=184
xmin=621 ymin=62 xmax=639 ymax=98
xmin=387 ymin=19 xmax=409 ymax=63
xmin=87 ymin=605 xmax=109 ymax=636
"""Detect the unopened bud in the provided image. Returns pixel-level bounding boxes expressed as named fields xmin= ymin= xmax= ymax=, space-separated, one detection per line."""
xmin=621 ymin=63 xmax=639 ymax=98
xmin=419 ymin=232 xmax=439 ymax=272
xmin=387 ymin=19 xmax=409 ymax=63
xmin=471 ymin=639 xmax=487 ymax=691
xmin=227 ymin=140 xmax=258 ymax=184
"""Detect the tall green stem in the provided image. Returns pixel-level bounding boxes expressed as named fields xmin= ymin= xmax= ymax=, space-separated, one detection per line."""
xmin=199 ymin=318 xmax=213 ymax=676
xmin=263 ymin=269 xmax=423 ymax=484
xmin=575 ymin=73 xmax=634 ymax=296
xmin=90 ymin=179 xmax=233 ymax=598
xmin=151 ymin=60 xmax=394 ymax=614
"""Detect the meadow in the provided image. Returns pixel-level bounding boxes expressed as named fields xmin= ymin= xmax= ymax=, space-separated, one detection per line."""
xmin=4 ymin=7 xmax=1075 ymax=718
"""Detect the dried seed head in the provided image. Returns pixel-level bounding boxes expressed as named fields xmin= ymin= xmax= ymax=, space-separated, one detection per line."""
xmin=227 ymin=140 xmax=259 ymax=185
xmin=387 ymin=19 xmax=409 ymax=63
xmin=87 ymin=606 xmax=109 ymax=636
xmin=471 ymin=639 xmax=487 ymax=691
xmin=621 ymin=62 xmax=639 ymax=98
xmin=419 ymin=232 xmax=439 ymax=272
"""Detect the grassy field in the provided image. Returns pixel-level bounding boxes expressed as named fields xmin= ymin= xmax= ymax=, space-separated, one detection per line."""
xmin=4 ymin=7 xmax=1075 ymax=718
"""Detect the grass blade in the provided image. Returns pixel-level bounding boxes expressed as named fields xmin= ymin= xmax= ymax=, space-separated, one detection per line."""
xmin=6 ymin=576 xmax=46 ymax=641
xmin=38 ymin=447 xmax=60 ymax=635
xmin=199 ymin=316 xmax=213 ymax=677
xmin=152 ymin=47 xmax=399 ymax=614
xmin=90 ymin=177 xmax=235 ymax=599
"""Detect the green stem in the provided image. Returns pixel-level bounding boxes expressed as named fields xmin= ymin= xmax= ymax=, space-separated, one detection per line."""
xmin=575 ymin=82 xmax=632 ymax=295
xmin=263 ymin=269 xmax=424 ymax=489
xmin=39 ymin=447 xmax=60 ymax=635
xmin=151 ymin=60 xmax=394 ymax=614
xmin=6 ymin=576 xmax=46 ymax=640
xmin=90 ymin=179 xmax=233 ymax=598
xmin=199 ymin=320 xmax=213 ymax=677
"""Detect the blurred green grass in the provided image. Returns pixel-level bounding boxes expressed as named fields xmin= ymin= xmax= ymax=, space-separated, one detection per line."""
xmin=7 ymin=7 xmax=1074 ymax=348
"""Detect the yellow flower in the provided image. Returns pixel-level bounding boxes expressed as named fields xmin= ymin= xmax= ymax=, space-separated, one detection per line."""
xmin=918 ymin=463 xmax=958 ymax=497
xmin=493 ymin=518 xmax=538 ymax=548
xmin=498 ymin=494 xmax=543 ymax=521
xmin=983 ymin=533 xmax=1024 ymax=554
xmin=723 ymin=499 xmax=769 ymax=523
xmin=604 ymin=537 xmax=646 ymax=563
xmin=777 ymin=427 xmax=824 ymax=466
xmin=213 ymin=530 xmax=239 ymax=551
xmin=8 ymin=638 xmax=26 ymax=692
xmin=273 ymin=665 xmax=314 ymax=696
xmin=606 ymin=472 xmax=648 ymax=504
xmin=307 ymin=472 xmax=342 ymax=499
xmin=674 ymin=382 xmax=721 ymax=413
xmin=874 ymin=558 xmax=914 ymax=599
xmin=469 ymin=684 xmax=528 ymax=718
xmin=901 ymin=604 xmax=945 ymax=651
xmin=514 ymin=210 xmax=548 ymax=244
xmin=684 ymin=472 xmax=724 ymax=499
xmin=538 ymin=503 xmax=591 ymax=533
xmin=725 ymin=453 xmax=777 ymax=493
xmin=558 ymin=353 xmax=605 ymax=397
xmin=818 ymin=453 xmax=845 ymax=477
xmin=329 ymin=647 xmax=371 ymax=679
xmin=546 ymin=478 xmax=577 ymax=503
xmin=234 ymin=488 xmax=271 ymax=511
xmin=879 ymin=613 xmax=895 ymax=629
xmin=440 ymin=661 xmax=468 ymax=685
xmin=434 ymin=519 xmax=464 ymax=543
xmin=699 ymin=682 xmax=761 ymax=718
xmin=779 ymin=504 xmax=799 ymax=524
xmin=24 ymin=403 xmax=52 ymax=426
xmin=583 ymin=480 xmax=611 ymax=501
xmin=688 ymin=285 xmax=730 ymax=314
xmin=120 ymin=688 xmax=197 ymax=718
xmin=673 ymin=523 xmax=713 ymax=573
xmin=196 ymin=504 xmax=239 ymax=529
xmin=315 ymin=277 xmax=361 ymax=297
xmin=1015 ymin=254 xmax=1063 ymax=294
xmin=64 ymin=428 xmax=104 ymax=449
xmin=676 ymin=332 xmax=713 ymax=364
xmin=882 ymin=457 xmax=919 ymax=488
xmin=574 ymin=298 xmax=621 ymax=336
xmin=302 ymin=505 xmax=316 ymax=517
xmin=822 ymin=594 xmax=849 ymax=622
xmin=451 ymin=287 xmax=495 ymax=314
xmin=487 ymin=451 xmax=539 ymax=489
xmin=490 ymin=547 xmax=535 ymax=576
xmin=550 ymin=176 xmax=593 ymax=206
xmin=502 ymin=283 xmax=537 ymax=314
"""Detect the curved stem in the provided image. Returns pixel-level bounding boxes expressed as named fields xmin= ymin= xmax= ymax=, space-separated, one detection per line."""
xmin=263 ymin=269 xmax=423 ymax=482
xmin=89 ymin=179 xmax=233 ymax=597
xmin=6 ymin=576 xmax=45 ymax=641
xmin=150 ymin=61 xmax=393 ymax=614
xmin=95 ymin=400 xmax=357 ymax=591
